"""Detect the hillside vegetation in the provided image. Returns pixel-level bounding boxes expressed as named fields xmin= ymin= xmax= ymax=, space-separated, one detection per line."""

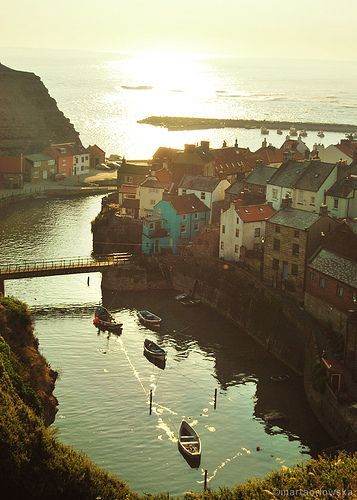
xmin=0 ymin=296 xmax=355 ymax=499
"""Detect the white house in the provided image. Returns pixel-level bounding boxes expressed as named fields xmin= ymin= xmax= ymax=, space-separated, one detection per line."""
xmin=178 ymin=175 xmax=230 ymax=222
xmin=219 ymin=203 xmax=275 ymax=262
xmin=325 ymin=166 xmax=357 ymax=219
xmin=313 ymin=138 xmax=357 ymax=166
xmin=137 ymin=168 xmax=173 ymax=218
xmin=266 ymin=159 xmax=337 ymax=212
xmin=73 ymin=146 xmax=90 ymax=175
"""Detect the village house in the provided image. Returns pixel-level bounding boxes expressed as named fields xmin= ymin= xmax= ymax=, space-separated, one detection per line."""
xmin=219 ymin=203 xmax=275 ymax=262
xmin=280 ymin=135 xmax=310 ymax=157
xmin=137 ymin=168 xmax=173 ymax=218
xmin=266 ymin=159 xmax=338 ymax=212
xmin=72 ymin=145 xmax=90 ymax=176
xmin=263 ymin=198 xmax=337 ymax=296
xmin=24 ymin=153 xmax=56 ymax=181
xmin=254 ymin=138 xmax=305 ymax=166
xmin=45 ymin=143 xmax=74 ymax=177
xmin=313 ymin=137 xmax=357 ymax=166
xmin=151 ymin=146 xmax=182 ymax=169
xmin=168 ymin=142 xmax=216 ymax=184
xmin=304 ymin=223 xmax=357 ymax=337
xmin=142 ymin=194 xmax=210 ymax=255
xmin=88 ymin=144 xmax=105 ymax=169
xmin=0 ymin=156 xmax=23 ymax=188
xmin=117 ymin=158 xmax=150 ymax=187
xmin=244 ymin=162 xmax=277 ymax=197
xmin=178 ymin=174 xmax=229 ymax=223
xmin=325 ymin=163 xmax=357 ymax=219
xmin=209 ymin=141 xmax=254 ymax=182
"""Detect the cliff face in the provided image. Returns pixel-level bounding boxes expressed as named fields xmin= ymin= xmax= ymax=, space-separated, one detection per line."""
xmin=0 ymin=63 xmax=81 ymax=155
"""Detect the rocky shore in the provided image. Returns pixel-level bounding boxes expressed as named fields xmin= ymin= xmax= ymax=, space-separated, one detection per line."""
xmin=138 ymin=115 xmax=357 ymax=133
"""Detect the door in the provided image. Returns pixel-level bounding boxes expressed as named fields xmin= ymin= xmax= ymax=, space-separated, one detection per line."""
xmin=282 ymin=261 xmax=288 ymax=280
xmin=42 ymin=170 xmax=47 ymax=180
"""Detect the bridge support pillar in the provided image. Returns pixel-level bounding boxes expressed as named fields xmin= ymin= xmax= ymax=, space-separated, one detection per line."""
xmin=0 ymin=279 xmax=4 ymax=296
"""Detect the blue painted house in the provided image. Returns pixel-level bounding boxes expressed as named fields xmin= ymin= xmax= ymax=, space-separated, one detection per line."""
xmin=142 ymin=193 xmax=210 ymax=254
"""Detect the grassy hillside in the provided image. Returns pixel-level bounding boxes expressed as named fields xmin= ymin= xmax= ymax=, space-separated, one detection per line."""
xmin=0 ymin=296 xmax=355 ymax=499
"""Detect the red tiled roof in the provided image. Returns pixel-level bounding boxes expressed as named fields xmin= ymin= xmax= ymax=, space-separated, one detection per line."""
xmin=336 ymin=142 xmax=357 ymax=158
xmin=167 ymin=193 xmax=210 ymax=214
xmin=154 ymin=167 xmax=172 ymax=184
xmin=0 ymin=156 xmax=22 ymax=173
xmin=236 ymin=204 xmax=275 ymax=223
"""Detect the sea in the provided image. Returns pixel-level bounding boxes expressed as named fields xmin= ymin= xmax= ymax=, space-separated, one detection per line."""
xmin=1 ymin=47 xmax=357 ymax=159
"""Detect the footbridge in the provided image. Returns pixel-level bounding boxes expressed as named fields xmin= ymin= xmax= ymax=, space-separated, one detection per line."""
xmin=0 ymin=253 xmax=131 ymax=294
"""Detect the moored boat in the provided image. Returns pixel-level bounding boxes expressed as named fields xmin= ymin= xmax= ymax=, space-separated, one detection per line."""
xmin=144 ymin=338 xmax=166 ymax=359
xmin=178 ymin=420 xmax=201 ymax=466
xmin=317 ymin=130 xmax=325 ymax=138
xmin=138 ymin=310 xmax=162 ymax=328
xmin=260 ymin=126 xmax=269 ymax=135
xmin=289 ymin=127 xmax=297 ymax=136
xmin=175 ymin=293 xmax=201 ymax=306
xmin=277 ymin=128 xmax=283 ymax=135
xmin=270 ymin=374 xmax=290 ymax=382
xmin=93 ymin=306 xmax=122 ymax=334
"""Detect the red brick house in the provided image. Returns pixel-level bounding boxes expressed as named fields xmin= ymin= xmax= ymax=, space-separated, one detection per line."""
xmin=44 ymin=143 xmax=75 ymax=177
xmin=88 ymin=144 xmax=105 ymax=169
xmin=0 ymin=156 xmax=23 ymax=188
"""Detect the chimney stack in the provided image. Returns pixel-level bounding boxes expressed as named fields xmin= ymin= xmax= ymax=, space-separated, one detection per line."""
xmin=281 ymin=194 xmax=293 ymax=209
xmin=319 ymin=204 xmax=328 ymax=217
xmin=184 ymin=144 xmax=196 ymax=153
xmin=336 ymin=159 xmax=348 ymax=180
xmin=200 ymin=140 xmax=210 ymax=151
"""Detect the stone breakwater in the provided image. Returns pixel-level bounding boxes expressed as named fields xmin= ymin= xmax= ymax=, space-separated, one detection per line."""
xmin=138 ymin=115 xmax=357 ymax=132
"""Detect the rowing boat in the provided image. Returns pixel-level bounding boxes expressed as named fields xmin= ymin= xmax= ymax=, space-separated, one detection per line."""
xmin=178 ymin=420 xmax=201 ymax=466
xmin=144 ymin=338 xmax=166 ymax=359
xmin=138 ymin=310 xmax=162 ymax=329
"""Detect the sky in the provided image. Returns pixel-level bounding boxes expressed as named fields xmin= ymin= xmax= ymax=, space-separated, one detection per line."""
xmin=1 ymin=0 xmax=357 ymax=61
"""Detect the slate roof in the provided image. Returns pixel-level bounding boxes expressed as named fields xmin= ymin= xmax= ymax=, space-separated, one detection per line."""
xmin=140 ymin=176 xmax=169 ymax=189
xmin=225 ymin=180 xmax=245 ymax=195
xmin=118 ymin=184 xmax=137 ymax=194
xmin=171 ymin=147 xmax=214 ymax=165
xmin=25 ymin=153 xmax=53 ymax=162
xmin=308 ymin=249 xmax=357 ymax=288
xmin=119 ymin=163 xmax=150 ymax=175
xmin=268 ymin=207 xmax=321 ymax=230
xmin=245 ymin=165 xmax=277 ymax=186
xmin=236 ymin=204 xmax=275 ymax=223
xmin=166 ymin=193 xmax=210 ymax=214
xmin=325 ymin=165 xmax=357 ymax=198
xmin=179 ymin=175 xmax=221 ymax=192
xmin=268 ymin=159 xmax=336 ymax=191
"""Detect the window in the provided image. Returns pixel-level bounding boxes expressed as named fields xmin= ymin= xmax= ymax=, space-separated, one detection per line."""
xmin=258 ymin=187 xmax=263 ymax=193
xmin=150 ymin=199 xmax=156 ymax=205
xmin=234 ymin=244 xmax=239 ymax=253
xmin=81 ymin=156 xmax=84 ymax=162
xmin=272 ymin=258 xmax=279 ymax=270
xmin=149 ymin=188 xmax=159 ymax=193
xmin=194 ymin=213 xmax=199 ymax=219
xmin=194 ymin=221 xmax=199 ymax=231
xmin=235 ymin=228 xmax=239 ymax=238
xmin=310 ymin=196 xmax=315 ymax=206
xmin=275 ymin=225 xmax=280 ymax=233
xmin=220 ymin=241 xmax=224 ymax=250
xmin=181 ymin=224 xmax=187 ymax=233
xmin=254 ymin=227 xmax=261 ymax=238
xmin=149 ymin=223 xmax=154 ymax=229
xmin=236 ymin=217 xmax=239 ymax=224
xmin=272 ymin=188 xmax=278 ymax=200
xmin=125 ymin=176 xmax=133 ymax=183
xmin=319 ymin=277 xmax=327 ymax=288
xmin=273 ymin=238 xmax=280 ymax=251
xmin=294 ymin=230 xmax=299 ymax=238
xmin=75 ymin=157 xmax=78 ymax=164
xmin=81 ymin=165 xmax=85 ymax=171
xmin=336 ymin=285 xmax=344 ymax=297
xmin=222 ymin=225 xmax=225 ymax=234
xmin=291 ymin=264 xmax=298 ymax=276
xmin=200 ymin=192 xmax=206 ymax=200
xmin=182 ymin=189 xmax=186 ymax=195
xmin=333 ymin=199 xmax=339 ymax=209
xmin=85 ymin=156 xmax=88 ymax=160
xmin=182 ymin=214 xmax=187 ymax=220
xmin=292 ymin=243 xmax=299 ymax=256
xmin=48 ymin=160 xmax=55 ymax=166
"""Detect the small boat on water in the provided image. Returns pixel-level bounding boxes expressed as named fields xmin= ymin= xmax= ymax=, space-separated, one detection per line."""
xmin=317 ymin=130 xmax=325 ymax=138
xmin=178 ymin=420 xmax=201 ymax=466
xmin=175 ymin=293 xmax=201 ymax=307
xmin=144 ymin=338 xmax=166 ymax=359
xmin=277 ymin=128 xmax=283 ymax=135
xmin=144 ymin=350 xmax=166 ymax=369
xmin=260 ymin=126 xmax=269 ymax=135
xmin=289 ymin=127 xmax=297 ymax=136
xmin=138 ymin=310 xmax=162 ymax=329
xmin=93 ymin=306 xmax=122 ymax=334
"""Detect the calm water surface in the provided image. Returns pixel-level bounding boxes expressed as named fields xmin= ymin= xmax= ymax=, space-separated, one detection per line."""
xmin=0 ymin=196 xmax=332 ymax=495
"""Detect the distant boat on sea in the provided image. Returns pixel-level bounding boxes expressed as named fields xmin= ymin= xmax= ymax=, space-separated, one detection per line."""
xmin=317 ymin=130 xmax=325 ymax=138
xmin=277 ymin=128 xmax=283 ymax=135
xmin=261 ymin=126 xmax=269 ymax=135
xmin=289 ymin=127 xmax=297 ymax=136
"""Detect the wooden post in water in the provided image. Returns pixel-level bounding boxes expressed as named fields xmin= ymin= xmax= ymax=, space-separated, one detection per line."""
xmin=149 ymin=389 xmax=153 ymax=415
xmin=214 ymin=388 xmax=218 ymax=410
xmin=204 ymin=469 xmax=208 ymax=490
xmin=87 ymin=276 xmax=90 ymax=286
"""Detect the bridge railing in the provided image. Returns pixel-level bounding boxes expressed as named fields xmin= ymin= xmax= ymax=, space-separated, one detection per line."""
xmin=0 ymin=253 xmax=131 ymax=275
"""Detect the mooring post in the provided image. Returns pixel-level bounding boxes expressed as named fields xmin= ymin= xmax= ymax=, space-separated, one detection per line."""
xmin=214 ymin=388 xmax=218 ymax=410
xmin=149 ymin=389 xmax=153 ymax=415
xmin=87 ymin=276 xmax=90 ymax=286
xmin=204 ymin=469 xmax=208 ymax=490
